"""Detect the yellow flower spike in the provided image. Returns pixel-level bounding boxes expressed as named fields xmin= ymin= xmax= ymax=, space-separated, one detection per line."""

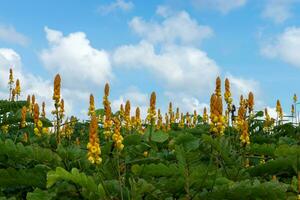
xmin=192 ymin=110 xmax=197 ymax=127
xmin=120 ymin=104 xmax=125 ymax=120
xmin=125 ymin=100 xmax=131 ymax=131
xmin=215 ymin=76 xmax=221 ymax=97
xmin=53 ymin=74 xmax=61 ymax=103
xmin=27 ymin=95 xmax=31 ymax=105
xmin=248 ymin=92 xmax=254 ymax=114
xmin=1 ymin=125 xmax=8 ymax=134
xmin=135 ymin=107 xmax=143 ymax=134
xmin=239 ymin=120 xmax=250 ymax=146
xmin=175 ymin=107 xmax=180 ymax=122
xmin=31 ymin=95 xmax=36 ymax=113
xmin=9 ymin=68 xmax=14 ymax=84
xmin=11 ymin=89 xmax=16 ymax=101
xmin=203 ymin=107 xmax=208 ymax=123
xmin=104 ymin=83 xmax=110 ymax=97
xmin=179 ymin=113 xmax=184 ymax=129
xmin=293 ymin=93 xmax=297 ymax=103
xmin=147 ymin=92 xmax=157 ymax=123
xmin=88 ymin=94 xmax=95 ymax=116
xmin=165 ymin=113 xmax=170 ymax=131
xmin=186 ymin=112 xmax=191 ymax=128
xmin=87 ymin=115 xmax=101 ymax=164
xmin=33 ymin=103 xmax=39 ymax=125
xmin=156 ymin=109 xmax=162 ymax=130
xmin=210 ymin=93 xmax=225 ymax=136
xmin=276 ymin=100 xmax=283 ymax=121
xmin=112 ymin=117 xmax=124 ymax=151
xmin=263 ymin=108 xmax=274 ymax=131
xmin=15 ymin=79 xmax=21 ymax=100
xmin=20 ymin=106 xmax=27 ymax=128
xmin=41 ymin=102 xmax=46 ymax=118
xmin=224 ymin=78 xmax=232 ymax=112
xmin=103 ymin=83 xmax=112 ymax=139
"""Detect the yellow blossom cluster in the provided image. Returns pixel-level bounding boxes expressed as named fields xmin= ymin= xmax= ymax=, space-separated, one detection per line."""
xmin=103 ymin=83 xmax=113 ymax=139
xmin=203 ymin=107 xmax=208 ymax=123
xmin=210 ymin=93 xmax=226 ymax=136
xmin=87 ymin=115 xmax=101 ymax=164
xmin=147 ymin=92 xmax=156 ymax=124
xmin=276 ymin=100 xmax=283 ymax=121
xmin=224 ymin=78 xmax=233 ymax=115
xmin=248 ymin=92 xmax=254 ymax=115
xmin=112 ymin=117 xmax=124 ymax=151
xmin=156 ymin=109 xmax=163 ymax=130
xmin=124 ymin=100 xmax=131 ymax=131
xmin=20 ymin=106 xmax=27 ymax=128
xmin=239 ymin=120 xmax=250 ymax=145
xmin=134 ymin=107 xmax=143 ymax=134
xmin=263 ymin=108 xmax=274 ymax=131
xmin=179 ymin=113 xmax=184 ymax=129
xmin=88 ymin=94 xmax=95 ymax=116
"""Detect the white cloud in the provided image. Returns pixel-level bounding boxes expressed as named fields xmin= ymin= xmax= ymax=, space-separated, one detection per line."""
xmin=192 ymin=0 xmax=246 ymax=14
xmin=262 ymin=0 xmax=297 ymax=23
xmin=111 ymin=88 xmax=149 ymax=119
xmin=261 ymin=27 xmax=300 ymax=68
xmin=0 ymin=48 xmax=92 ymax=119
xmin=0 ymin=25 xmax=29 ymax=46
xmin=113 ymin=41 xmax=220 ymax=95
xmin=40 ymin=27 xmax=112 ymax=90
xmin=129 ymin=11 xmax=213 ymax=45
xmin=98 ymin=0 xmax=134 ymax=14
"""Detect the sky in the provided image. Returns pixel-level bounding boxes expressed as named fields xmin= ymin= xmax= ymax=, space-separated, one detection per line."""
xmin=0 ymin=0 xmax=299 ymax=119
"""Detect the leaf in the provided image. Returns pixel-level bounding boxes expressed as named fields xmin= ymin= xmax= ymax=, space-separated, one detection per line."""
xmin=123 ymin=134 xmax=142 ymax=146
xmin=26 ymin=189 xmax=56 ymax=200
xmin=47 ymin=167 xmax=106 ymax=200
xmin=151 ymin=131 xmax=169 ymax=143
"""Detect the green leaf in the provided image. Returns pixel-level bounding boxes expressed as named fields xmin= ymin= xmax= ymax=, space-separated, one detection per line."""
xmin=151 ymin=131 xmax=169 ymax=143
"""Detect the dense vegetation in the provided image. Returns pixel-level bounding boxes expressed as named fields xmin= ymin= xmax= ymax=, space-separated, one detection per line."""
xmin=0 ymin=69 xmax=299 ymax=200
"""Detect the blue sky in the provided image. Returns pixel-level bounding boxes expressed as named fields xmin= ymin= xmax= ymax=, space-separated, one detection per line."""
xmin=0 ymin=0 xmax=299 ymax=119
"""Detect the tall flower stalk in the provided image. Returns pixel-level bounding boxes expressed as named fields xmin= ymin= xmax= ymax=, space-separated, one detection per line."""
xmin=52 ymin=74 xmax=63 ymax=144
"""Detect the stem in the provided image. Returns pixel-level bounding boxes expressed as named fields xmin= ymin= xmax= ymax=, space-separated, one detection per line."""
xmin=117 ymin=153 xmax=124 ymax=200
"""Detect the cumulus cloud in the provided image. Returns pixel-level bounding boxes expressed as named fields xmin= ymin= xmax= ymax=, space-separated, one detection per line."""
xmin=98 ymin=0 xmax=134 ymax=15
xmin=262 ymin=0 xmax=297 ymax=23
xmin=40 ymin=27 xmax=112 ymax=90
xmin=113 ymin=41 xmax=220 ymax=95
xmin=0 ymin=48 xmax=92 ymax=119
xmin=192 ymin=0 xmax=247 ymax=14
xmin=261 ymin=27 xmax=300 ymax=68
xmin=0 ymin=24 xmax=29 ymax=46
xmin=111 ymin=88 xmax=149 ymax=119
xmin=129 ymin=11 xmax=213 ymax=45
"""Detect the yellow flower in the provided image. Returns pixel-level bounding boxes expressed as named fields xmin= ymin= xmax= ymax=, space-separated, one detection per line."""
xmin=37 ymin=120 xmax=43 ymax=128
xmin=8 ymin=68 xmax=14 ymax=84
xmin=210 ymin=92 xmax=225 ymax=136
xmin=34 ymin=127 xmax=41 ymax=137
xmin=42 ymin=127 xmax=49 ymax=134
xmin=1 ymin=125 xmax=8 ymax=134
xmin=239 ymin=120 xmax=250 ymax=145
xmin=147 ymin=92 xmax=156 ymax=124
xmin=215 ymin=76 xmax=221 ymax=97
xmin=125 ymin=100 xmax=131 ymax=131
xmin=143 ymin=151 xmax=148 ymax=157
xmin=41 ymin=102 xmax=46 ymax=118
xmin=20 ymin=106 xmax=27 ymax=128
xmin=103 ymin=83 xmax=112 ymax=139
xmin=112 ymin=117 xmax=124 ymax=151
xmin=53 ymin=74 xmax=61 ymax=103
xmin=293 ymin=93 xmax=297 ymax=103
xmin=15 ymin=79 xmax=21 ymax=97
xmin=88 ymin=94 xmax=95 ymax=116
xmin=33 ymin=103 xmax=39 ymax=125
xmin=248 ymin=92 xmax=254 ymax=114
xmin=87 ymin=115 xmax=101 ymax=164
